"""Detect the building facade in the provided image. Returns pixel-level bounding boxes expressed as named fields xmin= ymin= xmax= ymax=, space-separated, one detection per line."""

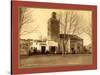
xmin=19 ymin=39 xmax=33 ymax=55
xmin=30 ymin=40 xmax=58 ymax=54
xmin=48 ymin=12 xmax=60 ymax=42
xmin=59 ymin=34 xmax=83 ymax=53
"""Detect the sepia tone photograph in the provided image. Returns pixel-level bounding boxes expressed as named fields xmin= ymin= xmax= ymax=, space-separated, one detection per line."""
xmin=18 ymin=7 xmax=93 ymax=68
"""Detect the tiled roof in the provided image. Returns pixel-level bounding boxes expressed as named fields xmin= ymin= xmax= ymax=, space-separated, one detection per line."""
xmin=59 ymin=34 xmax=83 ymax=40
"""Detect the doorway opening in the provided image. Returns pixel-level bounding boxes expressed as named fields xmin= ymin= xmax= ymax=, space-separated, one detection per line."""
xmin=41 ymin=46 xmax=46 ymax=54
xmin=50 ymin=46 xmax=56 ymax=54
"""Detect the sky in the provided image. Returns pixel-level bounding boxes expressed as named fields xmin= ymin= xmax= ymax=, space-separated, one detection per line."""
xmin=19 ymin=7 xmax=92 ymax=45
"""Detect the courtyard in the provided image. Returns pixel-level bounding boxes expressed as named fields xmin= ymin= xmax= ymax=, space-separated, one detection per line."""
xmin=19 ymin=54 xmax=92 ymax=68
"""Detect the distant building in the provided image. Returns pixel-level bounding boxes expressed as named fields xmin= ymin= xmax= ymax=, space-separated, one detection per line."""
xmin=48 ymin=12 xmax=60 ymax=42
xmin=19 ymin=35 xmax=83 ymax=55
xmin=30 ymin=40 xmax=58 ymax=54
xmin=30 ymin=40 xmax=48 ymax=53
xmin=19 ymin=39 xmax=33 ymax=55
xmin=59 ymin=34 xmax=83 ymax=53
xmin=29 ymin=34 xmax=83 ymax=54
xmin=84 ymin=44 xmax=92 ymax=53
xmin=46 ymin=40 xmax=58 ymax=54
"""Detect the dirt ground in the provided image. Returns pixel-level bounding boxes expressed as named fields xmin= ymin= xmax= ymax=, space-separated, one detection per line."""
xmin=19 ymin=54 xmax=92 ymax=68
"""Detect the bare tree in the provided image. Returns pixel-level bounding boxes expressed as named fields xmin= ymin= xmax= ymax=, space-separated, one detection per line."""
xmin=83 ymin=24 xmax=92 ymax=40
xmin=19 ymin=7 xmax=38 ymax=36
xmin=58 ymin=11 xmax=81 ymax=55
